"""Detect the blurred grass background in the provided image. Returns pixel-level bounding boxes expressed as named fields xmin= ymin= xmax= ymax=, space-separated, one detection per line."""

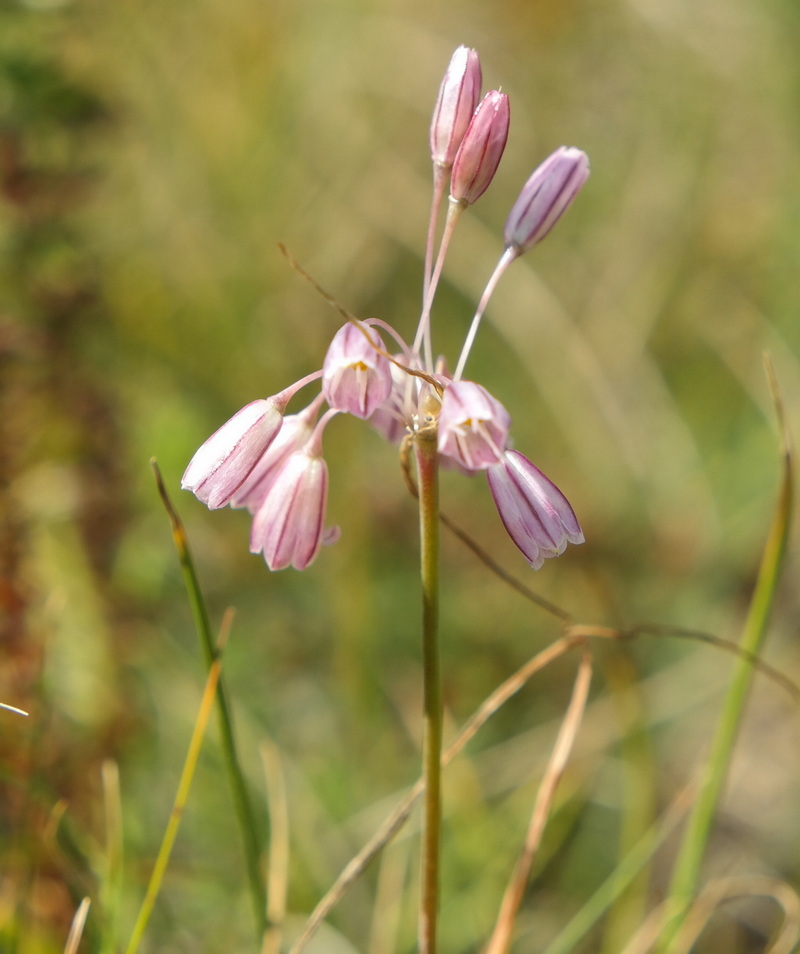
xmin=2 ymin=0 xmax=800 ymax=951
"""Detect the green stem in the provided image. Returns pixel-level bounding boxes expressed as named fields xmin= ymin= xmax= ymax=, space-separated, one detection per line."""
xmin=415 ymin=430 xmax=442 ymax=954
xmin=152 ymin=462 xmax=268 ymax=940
xmin=658 ymin=440 xmax=792 ymax=952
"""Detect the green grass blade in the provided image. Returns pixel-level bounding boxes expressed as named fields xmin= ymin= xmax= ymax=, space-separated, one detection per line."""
xmin=657 ymin=360 xmax=793 ymax=951
xmin=151 ymin=460 xmax=268 ymax=940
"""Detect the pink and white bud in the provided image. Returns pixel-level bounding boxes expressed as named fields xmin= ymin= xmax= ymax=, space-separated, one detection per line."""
xmin=249 ymin=448 xmax=331 ymax=571
xmin=504 ymin=146 xmax=589 ymax=254
xmin=322 ymin=321 xmax=393 ymax=419
xmin=231 ymin=403 xmax=319 ymax=513
xmin=438 ymin=380 xmax=511 ymax=471
xmin=450 ymin=90 xmax=510 ymax=206
xmin=487 ymin=449 xmax=584 ymax=569
xmin=430 ymin=45 xmax=482 ymax=169
xmin=182 ymin=397 xmax=286 ymax=510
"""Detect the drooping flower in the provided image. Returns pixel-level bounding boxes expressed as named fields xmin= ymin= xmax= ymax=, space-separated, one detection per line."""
xmin=249 ymin=445 xmax=331 ymax=571
xmin=322 ymin=321 xmax=393 ymax=419
xmin=231 ymin=400 xmax=321 ymax=513
xmin=450 ymin=90 xmax=510 ymax=206
xmin=437 ymin=381 xmax=510 ymax=471
xmin=487 ymin=450 xmax=584 ymax=569
xmin=430 ymin=45 xmax=482 ymax=170
xmin=181 ymin=397 xmax=287 ymax=510
xmin=504 ymin=146 xmax=590 ymax=255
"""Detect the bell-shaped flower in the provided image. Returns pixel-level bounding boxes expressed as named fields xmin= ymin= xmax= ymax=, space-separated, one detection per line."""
xmin=487 ymin=449 xmax=584 ymax=569
xmin=182 ymin=397 xmax=287 ymax=510
xmin=322 ymin=321 xmax=393 ymax=419
xmin=438 ymin=380 xmax=510 ymax=471
xmin=430 ymin=45 xmax=482 ymax=169
xmin=249 ymin=446 xmax=331 ymax=571
xmin=504 ymin=146 xmax=590 ymax=255
xmin=450 ymin=90 xmax=510 ymax=206
xmin=231 ymin=401 xmax=320 ymax=513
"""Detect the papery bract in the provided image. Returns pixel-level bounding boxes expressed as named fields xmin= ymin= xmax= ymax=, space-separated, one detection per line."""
xmin=450 ymin=90 xmax=510 ymax=206
xmin=181 ymin=398 xmax=286 ymax=510
xmin=323 ymin=321 xmax=393 ymax=419
xmin=504 ymin=146 xmax=590 ymax=254
xmin=430 ymin=45 xmax=482 ymax=169
xmin=438 ymin=381 xmax=510 ymax=471
xmin=487 ymin=449 xmax=584 ymax=569
xmin=249 ymin=448 xmax=330 ymax=571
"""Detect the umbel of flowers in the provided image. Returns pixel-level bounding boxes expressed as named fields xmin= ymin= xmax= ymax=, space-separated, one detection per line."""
xmin=183 ymin=45 xmax=589 ymax=572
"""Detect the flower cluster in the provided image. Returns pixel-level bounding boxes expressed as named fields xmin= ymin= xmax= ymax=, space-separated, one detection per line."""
xmin=183 ymin=46 xmax=588 ymax=571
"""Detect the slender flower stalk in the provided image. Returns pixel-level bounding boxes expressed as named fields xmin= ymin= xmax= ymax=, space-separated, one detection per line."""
xmin=413 ymin=196 xmax=466 ymax=370
xmin=414 ymin=425 xmax=442 ymax=954
xmin=453 ymin=245 xmax=517 ymax=382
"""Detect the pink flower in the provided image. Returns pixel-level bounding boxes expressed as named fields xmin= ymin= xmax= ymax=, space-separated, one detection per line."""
xmin=430 ymin=46 xmax=482 ymax=169
xmin=181 ymin=398 xmax=286 ymax=510
xmin=322 ymin=321 xmax=393 ymax=419
xmin=231 ymin=403 xmax=319 ymax=513
xmin=487 ymin=450 xmax=584 ymax=569
xmin=504 ymin=146 xmax=590 ymax=254
xmin=249 ymin=448 xmax=331 ymax=571
xmin=437 ymin=381 xmax=510 ymax=470
xmin=450 ymin=90 xmax=510 ymax=206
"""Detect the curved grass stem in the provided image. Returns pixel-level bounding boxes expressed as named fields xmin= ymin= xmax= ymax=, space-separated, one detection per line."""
xmin=152 ymin=461 xmax=268 ymax=941
xmin=657 ymin=362 xmax=793 ymax=952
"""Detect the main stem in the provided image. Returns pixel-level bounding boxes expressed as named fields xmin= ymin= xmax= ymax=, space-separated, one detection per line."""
xmin=415 ymin=429 xmax=442 ymax=954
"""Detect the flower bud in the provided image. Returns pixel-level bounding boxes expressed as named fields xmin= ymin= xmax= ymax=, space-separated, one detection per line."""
xmin=504 ymin=146 xmax=589 ymax=253
xmin=487 ymin=450 xmax=584 ymax=569
xmin=430 ymin=45 xmax=482 ymax=169
xmin=450 ymin=90 xmax=510 ymax=206
xmin=182 ymin=398 xmax=285 ymax=510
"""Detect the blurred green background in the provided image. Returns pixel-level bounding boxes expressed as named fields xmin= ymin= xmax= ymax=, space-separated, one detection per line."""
xmin=2 ymin=0 xmax=799 ymax=950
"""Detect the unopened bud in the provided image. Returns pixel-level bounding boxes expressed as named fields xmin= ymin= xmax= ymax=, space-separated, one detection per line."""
xmin=504 ymin=146 xmax=589 ymax=253
xmin=430 ymin=46 xmax=482 ymax=169
xmin=449 ymin=90 xmax=510 ymax=206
